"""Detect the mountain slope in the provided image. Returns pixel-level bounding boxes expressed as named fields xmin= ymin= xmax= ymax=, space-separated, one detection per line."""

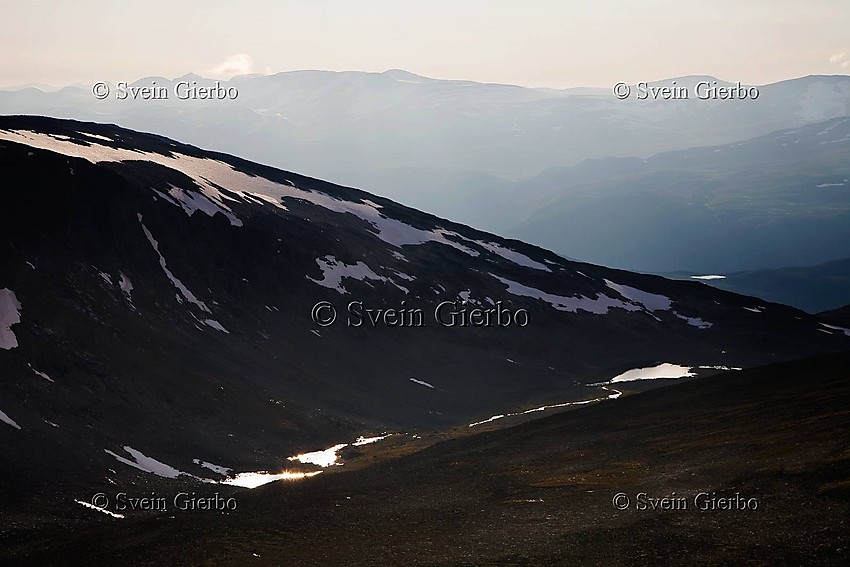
xmin=509 ymin=116 xmax=850 ymax=272
xmin=820 ymin=304 xmax=850 ymax=327
xmin=0 ymin=116 xmax=847 ymax=526
xmin=660 ymin=257 xmax=850 ymax=313
xmin=6 ymin=351 xmax=850 ymax=565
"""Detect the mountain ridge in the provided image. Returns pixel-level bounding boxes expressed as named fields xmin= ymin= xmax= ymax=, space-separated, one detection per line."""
xmin=1 ymin=116 xmax=847 ymax=529
xmin=507 ymin=115 xmax=850 ymax=272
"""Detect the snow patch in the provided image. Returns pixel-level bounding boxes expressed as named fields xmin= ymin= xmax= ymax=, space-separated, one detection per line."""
xmin=604 ymin=280 xmax=671 ymax=311
xmin=222 ymin=470 xmax=321 ymax=489
xmin=353 ymin=434 xmax=391 ymax=446
xmin=594 ymin=363 xmax=696 ymax=385
xmin=245 ymin=191 xmax=289 ymax=211
xmin=139 ymin=215 xmax=210 ymax=313
xmin=28 ymin=363 xmax=54 ymax=382
xmin=119 ymin=272 xmax=134 ymax=302
xmin=192 ymin=459 xmax=232 ymax=476
xmin=599 ymin=281 xmax=710 ymax=327
xmin=105 ymin=446 xmax=195 ymax=479
xmin=81 ymin=132 xmax=114 ymax=142
xmin=203 ymin=319 xmax=229 ymax=333
xmin=491 ymin=274 xmax=640 ymax=315
xmin=821 ymin=323 xmax=850 ymax=337
xmin=0 ymin=408 xmax=21 ymax=430
xmin=308 ymin=256 xmax=407 ymax=294
xmin=0 ymin=289 xmax=22 ymax=350
xmin=288 ymin=444 xmax=348 ymax=468
xmin=410 ymin=378 xmax=435 ymax=389
xmin=674 ymin=313 xmax=713 ymax=329
xmin=468 ymin=386 xmax=622 ymax=428
xmin=75 ymin=499 xmax=124 ymax=519
xmin=468 ymin=414 xmax=506 ymax=427
xmin=473 ymin=240 xmax=551 ymax=272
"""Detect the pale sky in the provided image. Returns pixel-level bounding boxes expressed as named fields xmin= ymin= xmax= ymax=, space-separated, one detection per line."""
xmin=2 ymin=0 xmax=849 ymax=89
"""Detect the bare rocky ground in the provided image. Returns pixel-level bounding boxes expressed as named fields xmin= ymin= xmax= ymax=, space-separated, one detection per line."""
xmin=3 ymin=351 xmax=849 ymax=566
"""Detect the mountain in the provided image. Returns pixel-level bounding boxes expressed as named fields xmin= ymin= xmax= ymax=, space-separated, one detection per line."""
xmin=4 ymin=71 xmax=849 ymax=278
xmin=659 ymin=257 xmax=850 ymax=313
xmin=1 ymin=71 xmax=849 ymax=200
xmin=6 ymin=350 xmax=850 ymax=565
xmin=1 ymin=116 xmax=848 ymax=538
xmin=819 ymin=304 xmax=850 ymax=327
xmin=508 ymin=116 xmax=850 ymax=273
xmin=0 ymin=83 xmax=67 ymax=93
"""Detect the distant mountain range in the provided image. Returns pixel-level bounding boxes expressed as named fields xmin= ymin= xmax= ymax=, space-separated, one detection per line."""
xmin=3 ymin=71 xmax=848 ymax=183
xmin=2 ymin=70 xmax=848 ymax=277
xmin=504 ymin=116 xmax=850 ymax=273
xmin=1 ymin=117 xmax=847 ymax=526
xmin=659 ymin=257 xmax=850 ymax=313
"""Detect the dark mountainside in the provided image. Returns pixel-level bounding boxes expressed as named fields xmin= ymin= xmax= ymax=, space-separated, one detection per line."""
xmin=5 ymin=351 xmax=850 ymax=566
xmin=820 ymin=304 xmax=850 ymax=326
xmin=0 ymin=116 xmax=848 ymax=544
xmin=658 ymin=257 xmax=850 ymax=313
xmin=508 ymin=116 xmax=850 ymax=273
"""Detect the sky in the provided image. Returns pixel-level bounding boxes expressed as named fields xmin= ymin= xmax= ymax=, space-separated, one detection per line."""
xmin=2 ymin=0 xmax=849 ymax=89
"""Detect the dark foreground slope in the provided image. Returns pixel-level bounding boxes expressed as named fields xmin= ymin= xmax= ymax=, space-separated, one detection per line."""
xmin=6 ymin=351 xmax=849 ymax=566
xmin=821 ymin=305 xmax=850 ymax=327
xmin=0 ymin=116 xmax=847 ymax=532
